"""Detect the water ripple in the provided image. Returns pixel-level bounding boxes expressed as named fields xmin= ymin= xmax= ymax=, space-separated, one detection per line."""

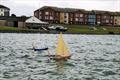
xmin=0 ymin=33 xmax=120 ymax=80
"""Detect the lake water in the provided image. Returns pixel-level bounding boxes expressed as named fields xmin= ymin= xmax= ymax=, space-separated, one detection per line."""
xmin=0 ymin=33 xmax=120 ymax=80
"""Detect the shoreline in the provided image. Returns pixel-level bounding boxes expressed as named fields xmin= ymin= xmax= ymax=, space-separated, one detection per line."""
xmin=0 ymin=25 xmax=120 ymax=35
xmin=0 ymin=30 xmax=120 ymax=35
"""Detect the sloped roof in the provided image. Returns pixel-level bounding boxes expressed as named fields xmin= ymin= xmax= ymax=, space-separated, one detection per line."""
xmin=0 ymin=5 xmax=10 ymax=10
xmin=114 ymin=12 xmax=120 ymax=16
xmin=90 ymin=10 xmax=118 ymax=15
xmin=25 ymin=16 xmax=48 ymax=24
xmin=35 ymin=6 xmax=120 ymax=15
xmin=37 ymin=6 xmax=86 ymax=13
xmin=0 ymin=16 xmax=28 ymax=21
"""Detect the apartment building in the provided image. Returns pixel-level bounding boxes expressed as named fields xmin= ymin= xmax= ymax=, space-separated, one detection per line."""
xmin=0 ymin=5 xmax=10 ymax=16
xmin=34 ymin=6 xmax=120 ymax=26
xmin=73 ymin=10 xmax=87 ymax=25
xmin=100 ymin=11 xmax=114 ymax=26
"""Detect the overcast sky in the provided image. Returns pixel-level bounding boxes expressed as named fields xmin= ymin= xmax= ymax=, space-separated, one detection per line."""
xmin=1 ymin=0 xmax=120 ymax=16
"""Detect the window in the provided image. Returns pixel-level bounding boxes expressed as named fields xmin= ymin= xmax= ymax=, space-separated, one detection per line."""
xmin=45 ymin=12 xmax=49 ymax=15
xmin=88 ymin=19 xmax=95 ymax=22
xmin=50 ymin=16 xmax=53 ymax=20
xmin=70 ymin=14 xmax=73 ymax=17
xmin=97 ymin=15 xmax=100 ymax=18
xmin=34 ymin=13 xmax=37 ymax=16
xmin=64 ymin=16 xmax=67 ymax=18
xmin=75 ymin=18 xmax=78 ymax=21
xmin=97 ymin=19 xmax=100 ymax=21
xmin=79 ymin=18 xmax=83 ymax=22
xmin=50 ymin=12 xmax=54 ymax=15
xmin=89 ymin=15 xmax=95 ymax=18
xmin=111 ymin=16 xmax=113 ymax=19
xmin=39 ymin=16 xmax=41 ymax=19
xmin=103 ymin=16 xmax=107 ymax=18
xmin=1 ymin=9 xmax=3 ymax=12
xmin=56 ymin=13 xmax=59 ymax=16
xmin=75 ymin=14 xmax=79 ymax=17
xmin=97 ymin=21 xmax=101 ymax=24
xmin=0 ymin=13 xmax=4 ymax=16
xmin=80 ymin=14 xmax=83 ymax=17
xmin=39 ymin=12 xmax=41 ymax=15
xmin=106 ymin=20 xmax=109 ymax=23
xmin=85 ymin=15 xmax=87 ymax=17
xmin=70 ymin=18 xmax=73 ymax=21
xmin=45 ymin=16 xmax=49 ymax=20
xmin=111 ymin=20 xmax=113 ymax=23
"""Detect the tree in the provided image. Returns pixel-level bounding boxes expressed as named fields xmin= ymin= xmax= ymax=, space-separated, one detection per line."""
xmin=11 ymin=14 xmax=16 ymax=17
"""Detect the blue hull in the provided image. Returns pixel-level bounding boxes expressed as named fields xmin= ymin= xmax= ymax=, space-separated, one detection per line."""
xmin=34 ymin=48 xmax=48 ymax=51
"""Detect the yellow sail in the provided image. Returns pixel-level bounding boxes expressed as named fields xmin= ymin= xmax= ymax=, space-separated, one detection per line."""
xmin=56 ymin=32 xmax=70 ymax=57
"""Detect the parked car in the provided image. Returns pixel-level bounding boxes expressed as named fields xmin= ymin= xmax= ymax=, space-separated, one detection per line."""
xmin=48 ymin=25 xmax=68 ymax=31
xmin=55 ymin=25 xmax=68 ymax=32
xmin=48 ymin=26 xmax=56 ymax=30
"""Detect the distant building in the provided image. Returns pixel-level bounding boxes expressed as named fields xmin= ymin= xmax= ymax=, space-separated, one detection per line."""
xmin=34 ymin=6 xmax=87 ymax=25
xmin=0 ymin=5 xmax=10 ymax=16
xmin=100 ymin=11 xmax=114 ymax=26
xmin=0 ymin=16 xmax=28 ymax=28
xmin=114 ymin=12 xmax=120 ymax=27
xmin=34 ymin=6 xmax=120 ymax=27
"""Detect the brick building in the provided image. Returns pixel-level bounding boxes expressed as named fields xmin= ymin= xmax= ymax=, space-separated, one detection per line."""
xmin=34 ymin=6 xmax=120 ymax=27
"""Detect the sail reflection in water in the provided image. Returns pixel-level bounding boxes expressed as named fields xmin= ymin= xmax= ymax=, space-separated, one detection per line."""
xmin=56 ymin=60 xmax=66 ymax=74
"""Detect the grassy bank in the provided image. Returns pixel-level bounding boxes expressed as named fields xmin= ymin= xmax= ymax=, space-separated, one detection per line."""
xmin=61 ymin=24 xmax=120 ymax=34
xmin=0 ymin=26 xmax=48 ymax=33
xmin=0 ymin=25 xmax=120 ymax=34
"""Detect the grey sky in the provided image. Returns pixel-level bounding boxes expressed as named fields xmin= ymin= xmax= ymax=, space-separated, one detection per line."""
xmin=1 ymin=0 xmax=120 ymax=16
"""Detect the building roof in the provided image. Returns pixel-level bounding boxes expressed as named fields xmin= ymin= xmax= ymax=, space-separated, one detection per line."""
xmin=35 ymin=6 xmax=120 ymax=15
xmin=0 ymin=5 xmax=10 ymax=10
xmin=114 ymin=12 xmax=120 ymax=16
xmin=25 ymin=16 xmax=48 ymax=24
xmin=37 ymin=6 xmax=86 ymax=13
xmin=0 ymin=16 xmax=28 ymax=21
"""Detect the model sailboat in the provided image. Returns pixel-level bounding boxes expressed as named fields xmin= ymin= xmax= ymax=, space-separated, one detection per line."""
xmin=55 ymin=32 xmax=71 ymax=60
xmin=32 ymin=42 xmax=48 ymax=51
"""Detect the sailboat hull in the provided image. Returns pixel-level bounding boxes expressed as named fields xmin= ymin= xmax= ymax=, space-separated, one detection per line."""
xmin=34 ymin=48 xmax=48 ymax=51
xmin=54 ymin=55 xmax=71 ymax=60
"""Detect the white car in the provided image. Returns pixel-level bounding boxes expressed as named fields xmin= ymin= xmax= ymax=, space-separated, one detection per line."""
xmin=56 ymin=25 xmax=68 ymax=30
xmin=48 ymin=26 xmax=56 ymax=30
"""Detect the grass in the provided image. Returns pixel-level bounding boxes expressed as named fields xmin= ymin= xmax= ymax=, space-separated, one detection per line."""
xmin=61 ymin=24 xmax=120 ymax=34
xmin=0 ymin=26 xmax=19 ymax=30
xmin=0 ymin=25 xmax=120 ymax=34
xmin=0 ymin=26 xmax=48 ymax=33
